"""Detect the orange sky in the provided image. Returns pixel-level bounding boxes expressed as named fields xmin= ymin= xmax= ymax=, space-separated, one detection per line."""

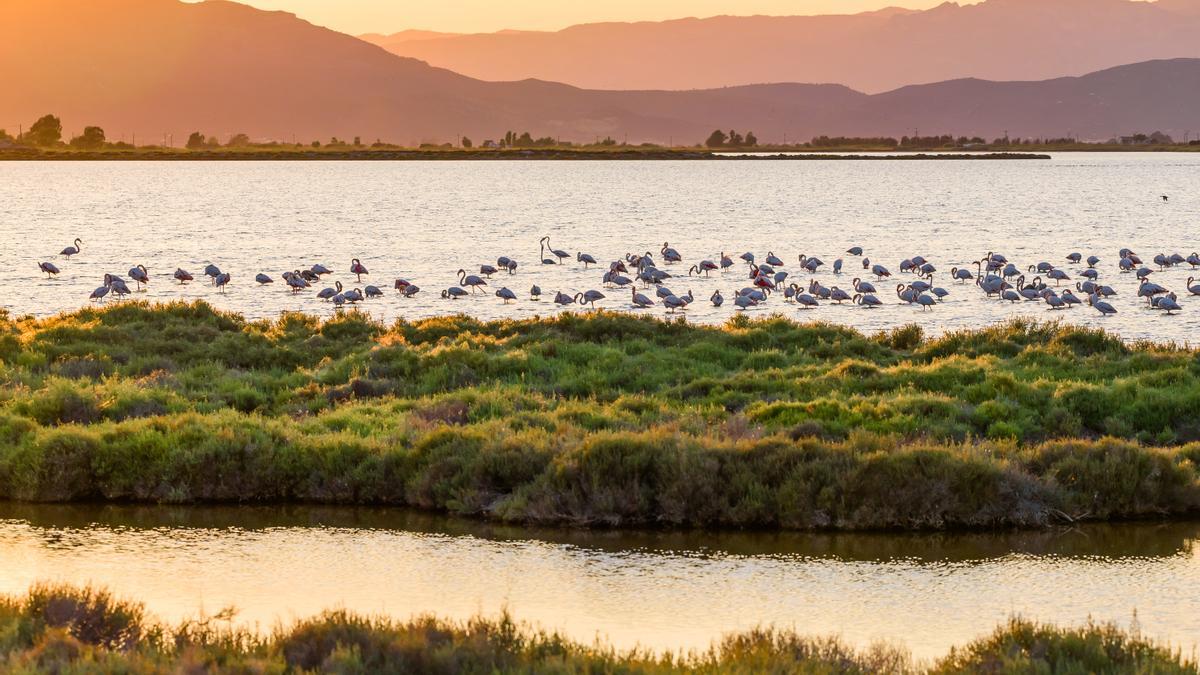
xmin=212 ymin=0 xmax=982 ymax=35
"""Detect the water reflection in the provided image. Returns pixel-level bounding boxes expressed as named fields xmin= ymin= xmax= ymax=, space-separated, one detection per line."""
xmin=1 ymin=503 xmax=1197 ymax=658
xmin=2 ymin=503 xmax=1195 ymax=562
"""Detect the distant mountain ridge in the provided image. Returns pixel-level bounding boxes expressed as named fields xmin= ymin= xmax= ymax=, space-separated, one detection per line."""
xmin=3 ymin=0 xmax=1199 ymax=145
xmin=362 ymin=0 xmax=1200 ymax=93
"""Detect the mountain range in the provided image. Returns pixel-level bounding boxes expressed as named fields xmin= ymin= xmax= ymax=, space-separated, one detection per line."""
xmin=3 ymin=0 xmax=1199 ymax=145
xmin=362 ymin=0 xmax=1200 ymax=93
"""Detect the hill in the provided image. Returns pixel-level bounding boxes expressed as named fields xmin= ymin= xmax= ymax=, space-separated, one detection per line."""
xmin=3 ymin=0 xmax=1199 ymax=145
xmin=363 ymin=0 xmax=1200 ymax=93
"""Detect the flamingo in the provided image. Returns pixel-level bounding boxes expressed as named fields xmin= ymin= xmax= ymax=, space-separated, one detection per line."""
xmin=631 ymin=288 xmax=654 ymax=308
xmin=442 ymin=287 xmax=468 ymax=299
xmin=38 ymin=262 xmax=60 ymax=279
xmin=318 ymin=281 xmax=344 ymax=301
xmin=1187 ymin=277 xmax=1200 ymax=296
xmin=458 ymin=268 xmax=488 ymax=293
xmin=90 ymin=275 xmax=112 ymax=302
xmin=350 ymin=258 xmax=368 ymax=281
xmin=109 ymin=276 xmax=131 ymax=299
xmin=852 ymin=278 xmax=876 ymax=294
xmin=174 ymin=268 xmax=194 ymax=284
xmin=255 ymin=273 xmax=274 ymax=285
xmin=495 ymin=287 xmax=517 ymax=303
xmin=1089 ymin=294 xmax=1117 ymax=316
xmin=284 ymin=271 xmax=309 ymax=292
xmin=854 ymin=293 xmax=881 ymax=308
xmin=127 ymin=264 xmax=149 ymax=290
xmin=541 ymin=237 xmax=569 ymax=264
xmin=577 ymin=252 xmax=597 ymax=268
xmin=60 ymin=238 xmax=82 ymax=259
xmin=661 ymin=242 xmax=683 ymax=263
xmin=710 ymin=290 xmax=724 ymax=307
xmin=1156 ymin=294 xmax=1183 ymax=315
xmin=576 ymin=290 xmax=606 ymax=308
xmin=214 ymin=273 xmax=231 ymax=293
xmin=310 ymin=263 xmax=332 ymax=276
xmin=530 ymin=285 xmax=542 ymax=300
xmin=662 ymin=293 xmax=688 ymax=313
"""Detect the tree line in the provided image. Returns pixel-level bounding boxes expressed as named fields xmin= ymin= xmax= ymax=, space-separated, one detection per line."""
xmin=705 ymin=129 xmax=758 ymax=148
xmin=1 ymin=114 xmax=117 ymax=149
xmin=3 ymin=114 xmax=1191 ymax=151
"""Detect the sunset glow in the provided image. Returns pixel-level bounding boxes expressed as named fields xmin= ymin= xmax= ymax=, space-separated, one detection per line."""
xmin=209 ymin=0 xmax=982 ymax=35
xmin=4 ymin=1 xmax=1200 ymax=670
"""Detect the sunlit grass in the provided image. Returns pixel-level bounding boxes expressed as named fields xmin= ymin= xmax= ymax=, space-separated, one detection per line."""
xmin=1 ymin=302 xmax=1198 ymax=529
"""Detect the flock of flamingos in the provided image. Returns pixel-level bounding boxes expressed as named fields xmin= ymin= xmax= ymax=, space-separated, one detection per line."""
xmin=35 ymin=235 xmax=1200 ymax=317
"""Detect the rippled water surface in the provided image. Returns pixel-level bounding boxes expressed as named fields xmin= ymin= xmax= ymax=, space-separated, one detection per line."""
xmin=1 ymin=505 xmax=1198 ymax=660
xmin=2 ymin=155 xmax=1198 ymax=340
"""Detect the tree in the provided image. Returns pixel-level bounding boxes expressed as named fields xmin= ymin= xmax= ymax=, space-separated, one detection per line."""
xmin=461 ymin=136 xmax=473 ymax=149
xmin=728 ymin=130 xmax=744 ymax=146
xmin=226 ymin=133 xmax=251 ymax=147
xmin=26 ymin=114 xmax=63 ymax=146
xmin=353 ymin=136 xmax=362 ymax=147
xmin=185 ymin=132 xmax=206 ymax=149
xmin=705 ymin=129 xmax=728 ymax=148
xmin=745 ymin=131 xmax=758 ymax=147
xmin=69 ymin=126 xmax=106 ymax=149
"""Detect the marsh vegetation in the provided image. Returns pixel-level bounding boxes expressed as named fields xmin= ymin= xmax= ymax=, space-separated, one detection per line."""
xmin=0 ymin=583 xmax=1194 ymax=674
xmin=0 ymin=302 xmax=1197 ymax=529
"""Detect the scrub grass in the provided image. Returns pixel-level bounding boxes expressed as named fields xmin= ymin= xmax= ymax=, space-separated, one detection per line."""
xmin=1 ymin=302 xmax=1198 ymax=529
xmin=0 ymin=584 xmax=1192 ymax=674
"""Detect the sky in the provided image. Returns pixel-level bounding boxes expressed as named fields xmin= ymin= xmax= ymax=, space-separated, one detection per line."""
xmin=216 ymin=0 xmax=978 ymax=35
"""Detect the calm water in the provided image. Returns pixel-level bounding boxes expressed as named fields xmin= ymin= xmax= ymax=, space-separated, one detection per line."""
xmin=1 ymin=504 xmax=1198 ymax=660
xmin=1 ymin=155 xmax=1198 ymax=341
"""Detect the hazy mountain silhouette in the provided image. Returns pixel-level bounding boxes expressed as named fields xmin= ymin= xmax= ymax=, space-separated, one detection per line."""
xmin=3 ymin=0 xmax=1199 ymax=145
xmin=363 ymin=0 xmax=1200 ymax=93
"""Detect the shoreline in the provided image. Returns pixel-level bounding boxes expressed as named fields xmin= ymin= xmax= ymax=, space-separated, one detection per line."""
xmin=0 ymin=148 xmax=1056 ymax=161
